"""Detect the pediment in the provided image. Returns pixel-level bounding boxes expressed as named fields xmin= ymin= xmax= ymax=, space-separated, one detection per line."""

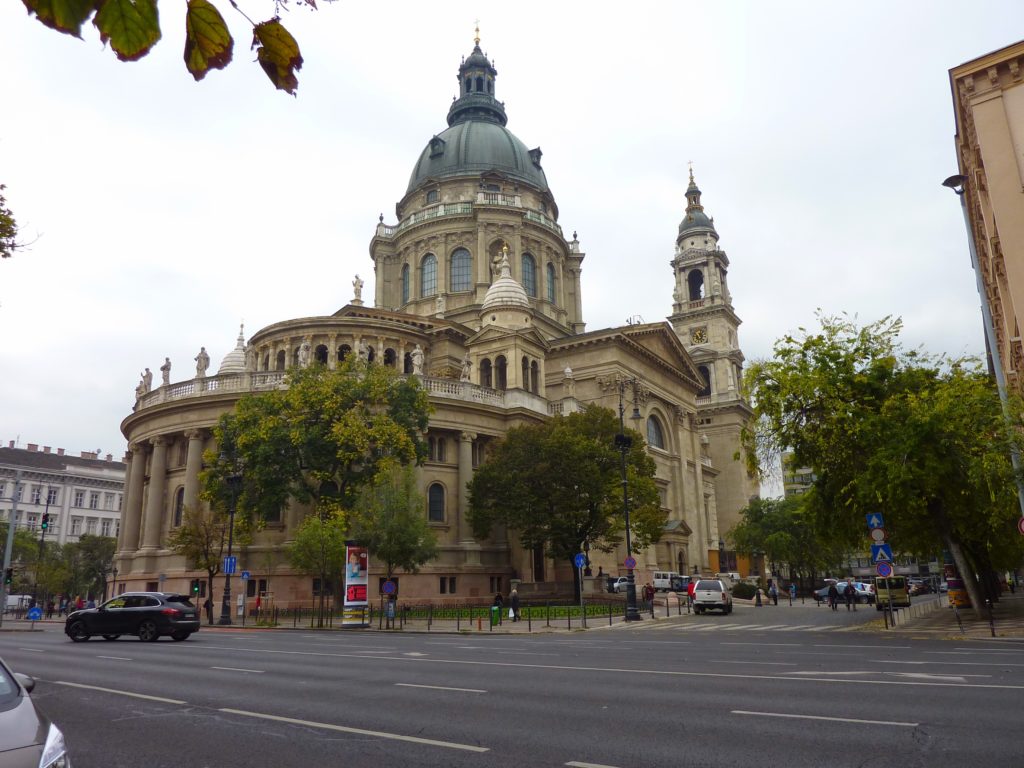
xmin=466 ymin=324 xmax=550 ymax=349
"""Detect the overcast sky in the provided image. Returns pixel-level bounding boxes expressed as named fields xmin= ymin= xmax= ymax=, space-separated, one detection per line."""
xmin=1 ymin=1 xmax=1020 ymax=461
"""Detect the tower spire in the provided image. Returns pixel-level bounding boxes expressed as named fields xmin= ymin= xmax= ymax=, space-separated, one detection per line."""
xmin=474 ymin=20 xmax=480 ymax=46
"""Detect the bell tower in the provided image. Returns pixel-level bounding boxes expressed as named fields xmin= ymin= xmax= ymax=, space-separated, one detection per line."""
xmin=668 ymin=168 xmax=757 ymax=552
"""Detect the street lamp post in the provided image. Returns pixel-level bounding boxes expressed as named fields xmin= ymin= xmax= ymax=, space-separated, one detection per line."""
xmin=617 ymin=377 xmax=644 ymax=622
xmin=217 ymin=471 xmax=244 ymax=626
xmin=110 ymin=567 xmax=118 ymax=601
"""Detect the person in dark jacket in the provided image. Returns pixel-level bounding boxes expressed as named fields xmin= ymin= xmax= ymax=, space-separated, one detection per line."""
xmin=827 ymin=582 xmax=840 ymax=611
xmin=510 ymin=588 xmax=520 ymax=622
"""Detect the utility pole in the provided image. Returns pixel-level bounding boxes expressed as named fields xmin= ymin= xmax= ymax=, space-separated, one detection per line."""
xmin=0 ymin=469 xmax=23 ymax=628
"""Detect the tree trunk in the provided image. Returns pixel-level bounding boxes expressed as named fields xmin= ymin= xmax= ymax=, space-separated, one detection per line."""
xmin=943 ymin=533 xmax=985 ymax=618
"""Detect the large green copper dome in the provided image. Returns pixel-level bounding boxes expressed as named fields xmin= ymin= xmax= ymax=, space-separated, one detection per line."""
xmin=406 ymin=42 xmax=549 ymax=195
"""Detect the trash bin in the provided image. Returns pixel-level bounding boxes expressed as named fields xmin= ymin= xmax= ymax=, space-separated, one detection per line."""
xmin=490 ymin=606 xmax=500 ymax=626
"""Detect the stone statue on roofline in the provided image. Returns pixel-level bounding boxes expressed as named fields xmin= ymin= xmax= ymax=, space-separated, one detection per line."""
xmin=194 ymin=347 xmax=210 ymax=378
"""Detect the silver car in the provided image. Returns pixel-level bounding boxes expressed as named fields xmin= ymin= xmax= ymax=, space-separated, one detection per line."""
xmin=0 ymin=655 xmax=71 ymax=767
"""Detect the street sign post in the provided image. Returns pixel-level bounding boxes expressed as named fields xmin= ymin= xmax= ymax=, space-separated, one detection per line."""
xmin=866 ymin=513 xmax=885 ymax=530
xmin=574 ymin=553 xmax=587 ymax=628
xmin=870 ymin=543 xmax=893 ymax=564
xmin=26 ymin=606 xmax=42 ymax=622
xmin=869 ymin=528 xmax=887 ymax=543
xmin=381 ymin=579 xmax=396 ymax=595
xmin=876 ymin=562 xmax=893 ymax=577
xmin=241 ymin=570 xmax=250 ymax=581
xmin=624 ymin=556 xmax=637 ymax=569
xmin=223 ymin=556 xmax=237 ymax=575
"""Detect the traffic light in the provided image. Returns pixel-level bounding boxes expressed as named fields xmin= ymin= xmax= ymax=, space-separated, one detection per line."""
xmin=40 ymin=513 xmax=49 ymax=531
xmin=191 ymin=579 xmax=200 ymax=595
xmin=3 ymin=568 xmax=12 ymax=586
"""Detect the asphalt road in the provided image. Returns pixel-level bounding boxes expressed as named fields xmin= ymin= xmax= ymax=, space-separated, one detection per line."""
xmin=2 ymin=601 xmax=1022 ymax=768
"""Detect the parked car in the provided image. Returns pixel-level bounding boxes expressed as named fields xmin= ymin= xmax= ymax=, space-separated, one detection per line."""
xmin=0 ymin=654 xmax=72 ymax=767
xmin=652 ymin=571 xmax=680 ymax=592
xmin=65 ymin=592 xmax=200 ymax=643
xmin=692 ymin=579 xmax=733 ymax=614
xmin=611 ymin=577 xmax=632 ymax=594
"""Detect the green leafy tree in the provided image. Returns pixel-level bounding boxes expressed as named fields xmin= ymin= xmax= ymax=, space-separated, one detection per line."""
xmin=728 ymin=495 xmax=846 ymax=592
xmin=743 ymin=313 xmax=1024 ymax=613
xmin=468 ymin=406 xmax=664 ymax=591
xmin=73 ymin=534 xmax=116 ymax=599
xmin=1 ymin=184 xmax=22 ymax=259
xmin=167 ymin=505 xmax=232 ymax=621
xmin=205 ymin=359 xmax=430 ymax=527
xmin=20 ymin=0 xmax=322 ymax=94
xmin=349 ymin=463 xmax=438 ymax=585
xmin=286 ymin=506 xmax=348 ymax=625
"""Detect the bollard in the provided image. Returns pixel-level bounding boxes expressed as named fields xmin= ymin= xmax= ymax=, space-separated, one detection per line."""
xmin=608 ymin=602 xmax=613 ymax=626
xmin=456 ymin=606 xmax=460 ymax=632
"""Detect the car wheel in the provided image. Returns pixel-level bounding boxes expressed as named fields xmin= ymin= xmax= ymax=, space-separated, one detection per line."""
xmin=138 ymin=620 xmax=160 ymax=642
xmin=68 ymin=621 xmax=90 ymax=642
xmin=725 ymin=605 xmax=733 ymax=614
xmin=170 ymin=631 xmax=191 ymax=641
xmin=102 ymin=634 xmax=120 ymax=641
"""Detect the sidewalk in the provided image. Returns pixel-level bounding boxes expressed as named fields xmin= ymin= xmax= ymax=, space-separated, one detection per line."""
xmin=880 ymin=592 xmax=1024 ymax=640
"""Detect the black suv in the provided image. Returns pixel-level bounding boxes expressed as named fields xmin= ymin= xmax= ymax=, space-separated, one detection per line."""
xmin=65 ymin=592 xmax=200 ymax=643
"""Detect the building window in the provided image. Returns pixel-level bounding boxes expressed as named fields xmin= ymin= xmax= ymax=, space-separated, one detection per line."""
xmin=546 ymin=262 xmax=556 ymax=303
xmin=48 ymin=513 xmax=60 ymax=531
xmin=495 ymin=355 xmax=507 ymax=390
xmin=647 ymin=416 xmax=665 ymax=449
xmin=530 ymin=360 xmax=539 ymax=394
xmin=312 ymin=578 xmax=333 ymax=596
xmin=104 ymin=492 xmax=115 ymax=510
xmin=427 ymin=484 xmax=445 ymax=522
xmin=697 ymin=365 xmax=712 ymax=397
xmin=338 ymin=344 xmax=351 ymax=363
xmin=688 ymin=269 xmax=704 ymax=300
xmin=315 ymin=345 xmax=329 ymax=365
xmin=439 ymin=576 xmax=456 ymax=594
xmin=401 ymin=264 xmax=410 ymax=304
xmin=173 ymin=487 xmax=185 ymax=527
xmin=74 ymin=490 xmax=85 ymax=508
xmin=489 ymin=576 xmax=502 ymax=594
xmin=429 ymin=436 xmax=447 ymax=463
xmin=101 ymin=519 xmax=112 ymax=537
xmin=276 ymin=350 xmax=286 ymax=371
xmin=27 ymin=513 xmax=37 ymax=531
xmin=86 ymin=518 xmax=97 ymax=535
xmin=479 ymin=358 xmax=492 ymax=388
xmin=14 ymin=484 xmax=22 ymax=502
xmin=31 ymin=486 xmax=42 ymax=504
xmin=383 ymin=348 xmax=397 ymax=368
xmin=70 ymin=517 xmax=82 ymax=535
xmin=450 ymin=248 xmax=471 ymax=292
xmin=89 ymin=492 xmax=99 ymax=509
xmin=521 ymin=253 xmax=537 ymax=297
xmin=421 ymin=253 xmax=437 ymax=297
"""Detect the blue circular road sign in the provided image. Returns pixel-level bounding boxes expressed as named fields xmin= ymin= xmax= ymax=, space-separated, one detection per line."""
xmin=27 ymin=607 xmax=43 ymax=621
xmin=624 ymin=556 xmax=637 ymax=570
xmin=574 ymin=553 xmax=587 ymax=569
xmin=875 ymin=562 xmax=894 ymax=577
xmin=381 ymin=579 xmax=397 ymax=595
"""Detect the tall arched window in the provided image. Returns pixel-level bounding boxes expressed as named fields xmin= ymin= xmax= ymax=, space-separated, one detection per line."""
xmin=403 ymin=352 xmax=413 ymax=374
xmin=688 ymin=269 xmax=704 ymax=300
xmin=530 ymin=360 xmax=539 ymax=394
xmin=521 ymin=356 xmax=530 ymax=389
xmin=546 ymin=262 xmax=556 ymax=303
xmin=338 ymin=344 xmax=351 ymax=363
xmin=521 ymin=253 xmax=537 ymax=297
xmin=450 ymin=248 xmax=471 ymax=292
xmin=495 ymin=355 xmax=507 ymax=390
xmin=262 ymin=353 xmax=270 ymax=371
xmin=314 ymin=345 xmax=328 ymax=365
xmin=173 ymin=487 xmax=185 ymax=527
xmin=427 ymin=484 xmax=445 ymax=522
xmin=480 ymin=358 xmax=492 ymax=388
xmin=421 ymin=254 xmax=437 ymax=297
xmin=401 ymin=264 xmax=410 ymax=304
xmin=276 ymin=350 xmax=286 ymax=371
xmin=697 ymin=365 xmax=712 ymax=397
xmin=647 ymin=416 xmax=665 ymax=450
xmin=384 ymin=348 xmax=397 ymax=367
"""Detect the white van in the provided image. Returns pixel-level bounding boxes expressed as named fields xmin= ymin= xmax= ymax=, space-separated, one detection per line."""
xmin=652 ymin=571 xmax=680 ymax=592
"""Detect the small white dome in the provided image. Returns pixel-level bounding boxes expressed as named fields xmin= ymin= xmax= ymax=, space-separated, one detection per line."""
xmin=482 ymin=248 xmax=529 ymax=312
xmin=217 ymin=324 xmax=247 ymax=375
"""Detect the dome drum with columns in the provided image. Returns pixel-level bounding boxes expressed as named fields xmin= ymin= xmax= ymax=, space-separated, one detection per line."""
xmin=116 ymin=36 xmax=756 ymax=605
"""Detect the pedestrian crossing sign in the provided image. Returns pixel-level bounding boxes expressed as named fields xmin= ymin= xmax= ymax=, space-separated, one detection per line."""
xmin=870 ymin=543 xmax=893 ymax=563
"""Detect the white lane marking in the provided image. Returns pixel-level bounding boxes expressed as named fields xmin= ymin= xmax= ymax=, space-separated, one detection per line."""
xmin=566 ymin=761 xmax=622 ymax=768
xmin=53 ymin=681 xmax=186 ymax=705
xmin=403 ymin=651 xmax=428 ymax=657
xmin=888 ymin=672 xmax=967 ymax=683
xmin=96 ymin=656 xmax=132 ymax=661
xmin=352 ymin=650 xmax=394 ymax=654
xmin=495 ymin=650 xmax=558 ymax=657
xmin=786 ymin=671 xmax=876 ymax=677
xmin=197 ymin=644 xmax=1024 ymax=690
xmin=814 ymin=644 xmax=910 ymax=650
xmin=18 ymin=648 xmax=44 ymax=653
xmin=874 ymin=659 xmax=1007 ymax=669
xmin=720 ymin=642 xmax=802 ymax=647
xmin=211 ymin=666 xmax=264 ymax=673
xmin=733 ymin=709 xmax=918 ymax=727
xmin=218 ymin=707 xmax=489 ymax=752
xmin=395 ymin=683 xmax=485 ymax=693
xmin=718 ymin=661 xmax=797 ymax=666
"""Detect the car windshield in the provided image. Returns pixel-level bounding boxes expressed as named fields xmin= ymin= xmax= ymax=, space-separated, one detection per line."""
xmin=165 ymin=595 xmax=195 ymax=607
xmin=696 ymin=581 xmax=722 ymax=592
xmin=0 ymin=663 xmax=18 ymax=706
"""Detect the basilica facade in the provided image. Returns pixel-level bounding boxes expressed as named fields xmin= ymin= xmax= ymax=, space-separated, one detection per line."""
xmin=115 ymin=38 xmax=757 ymax=605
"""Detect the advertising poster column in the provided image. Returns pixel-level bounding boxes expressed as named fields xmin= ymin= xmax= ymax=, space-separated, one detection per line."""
xmin=343 ymin=543 xmax=369 ymax=627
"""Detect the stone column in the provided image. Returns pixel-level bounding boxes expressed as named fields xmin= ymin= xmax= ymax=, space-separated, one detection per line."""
xmin=183 ymin=429 xmax=205 ymax=515
xmin=120 ymin=442 xmax=147 ymax=554
xmin=140 ymin=437 xmax=168 ymax=550
xmin=458 ymin=431 xmax=481 ymax=565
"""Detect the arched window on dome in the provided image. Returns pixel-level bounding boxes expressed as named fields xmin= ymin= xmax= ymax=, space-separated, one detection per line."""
xmin=688 ymin=269 xmax=704 ymax=301
xmin=531 ymin=360 xmax=539 ymax=394
xmin=401 ymin=264 xmax=410 ymax=304
xmin=383 ymin=348 xmax=397 ymax=368
xmin=475 ymin=76 xmax=483 ymax=92
xmin=464 ymin=77 xmax=471 ymax=92
xmin=495 ymin=355 xmax=507 ymax=391
xmin=487 ymin=79 xmax=493 ymax=94
xmin=276 ymin=350 xmax=286 ymax=371
xmin=647 ymin=416 xmax=666 ymax=450
xmin=292 ymin=347 xmax=301 ymax=368
xmin=480 ymin=358 xmax=492 ymax=388
xmin=546 ymin=262 xmax=556 ymax=303
xmin=697 ymin=365 xmax=712 ymax=397
xmin=521 ymin=356 xmax=529 ymax=389
xmin=314 ymin=345 xmax=328 ymax=365
xmin=421 ymin=254 xmax=437 ymax=297
xmin=427 ymin=483 xmax=445 ymax=522
xmin=338 ymin=344 xmax=351 ymax=363
xmin=403 ymin=352 xmax=413 ymax=374
xmin=450 ymin=248 xmax=471 ymax=292
xmin=521 ymin=253 xmax=537 ymax=297
xmin=262 ymin=353 xmax=269 ymax=371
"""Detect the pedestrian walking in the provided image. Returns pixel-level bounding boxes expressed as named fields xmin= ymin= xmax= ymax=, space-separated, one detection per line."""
xmin=769 ymin=583 xmax=779 ymax=606
xmin=510 ymin=588 xmax=520 ymax=622
xmin=789 ymin=583 xmax=797 ymax=604
xmin=203 ymin=596 xmax=214 ymax=624
xmin=845 ymin=579 xmax=856 ymax=611
xmin=642 ymin=582 xmax=655 ymax=611
xmin=46 ymin=600 xmax=55 ymax=619
xmin=827 ymin=582 xmax=839 ymax=611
